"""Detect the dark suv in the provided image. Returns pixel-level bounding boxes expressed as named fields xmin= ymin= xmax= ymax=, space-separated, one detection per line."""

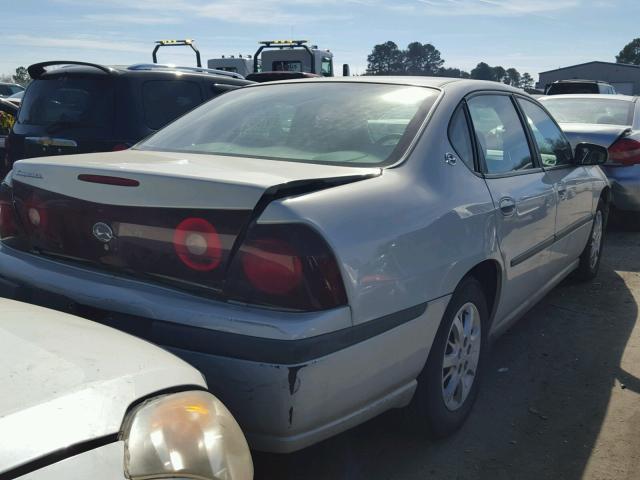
xmin=2 ymin=61 xmax=252 ymax=176
xmin=546 ymin=79 xmax=617 ymax=95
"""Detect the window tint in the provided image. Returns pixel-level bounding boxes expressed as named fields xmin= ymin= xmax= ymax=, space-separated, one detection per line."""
xmin=142 ymin=80 xmax=202 ymax=130
xmin=139 ymin=83 xmax=439 ymax=167
xmin=272 ymin=61 xmax=302 ymax=72
xmin=547 ymin=82 xmax=599 ymax=95
xmin=17 ymin=77 xmax=114 ymax=128
xmin=321 ymin=58 xmax=333 ymax=77
xmin=448 ymin=105 xmax=474 ymax=170
xmin=517 ymin=99 xmax=573 ymax=168
xmin=467 ymin=95 xmax=534 ymax=174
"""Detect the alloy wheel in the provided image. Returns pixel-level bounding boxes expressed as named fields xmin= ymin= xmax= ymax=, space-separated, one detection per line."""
xmin=441 ymin=302 xmax=482 ymax=411
xmin=590 ymin=210 xmax=603 ymax=270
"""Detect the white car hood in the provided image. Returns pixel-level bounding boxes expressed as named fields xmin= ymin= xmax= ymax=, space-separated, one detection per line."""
xmin=0 ymin=299 xmax=205 ymax=474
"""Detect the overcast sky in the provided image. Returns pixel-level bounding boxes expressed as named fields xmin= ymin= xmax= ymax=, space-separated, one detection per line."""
xmin=3 ymin=0 xmax=639 ymax=80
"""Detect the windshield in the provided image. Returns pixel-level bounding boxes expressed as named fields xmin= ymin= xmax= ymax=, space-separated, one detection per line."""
xmin=543 ymin=98 xmax=634 ymax=126
xmin=17 ymin=76 xmax=114 ymax=128
xmin=138 ymin=83 xmax=439 ymax=166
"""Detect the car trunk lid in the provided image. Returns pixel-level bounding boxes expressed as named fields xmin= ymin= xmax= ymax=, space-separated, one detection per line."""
xmin=7 ymin=150 xmax=379 ymax=297
xmin=559 ymin=122 xmax=631 ymax=149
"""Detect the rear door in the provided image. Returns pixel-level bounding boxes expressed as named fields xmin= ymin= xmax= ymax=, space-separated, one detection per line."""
xmin=516 ymin=97 xmax=594 ymax=269
xmin=466 ymin=93 xmax=557 ymax=327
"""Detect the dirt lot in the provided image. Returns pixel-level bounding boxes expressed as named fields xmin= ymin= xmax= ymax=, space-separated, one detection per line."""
xmin=254 ymin=229 xmax=640 ymax=480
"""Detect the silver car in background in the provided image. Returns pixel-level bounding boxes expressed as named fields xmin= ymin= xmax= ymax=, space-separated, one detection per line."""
xmin=541 ymin=94 xmax=640 ymax=218
xmin=0 ymin=78 xmax=610 ymax=452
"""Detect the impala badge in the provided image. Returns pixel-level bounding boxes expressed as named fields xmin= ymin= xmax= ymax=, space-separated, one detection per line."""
xmin=92 ymin=222 xmax=114 ymax=243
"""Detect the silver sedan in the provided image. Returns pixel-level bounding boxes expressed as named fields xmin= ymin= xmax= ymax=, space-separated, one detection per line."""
xmin=0 ymin=77 xmax=610 ymax=452
xmin=541 ymin=94 xmax=640 ymax=216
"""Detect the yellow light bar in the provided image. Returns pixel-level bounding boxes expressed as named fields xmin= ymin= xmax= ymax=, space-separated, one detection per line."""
xmin=260 ymin=39 xmax=308 ymax=45
xmin=157 ymin=39 xmax=193 ymax=45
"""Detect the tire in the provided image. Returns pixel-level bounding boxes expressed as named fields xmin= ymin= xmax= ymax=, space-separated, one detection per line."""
xmin=408 ymin=277 xmax=488 ymax=438
xmin=575 ymin=199 xmax=607 ymax=282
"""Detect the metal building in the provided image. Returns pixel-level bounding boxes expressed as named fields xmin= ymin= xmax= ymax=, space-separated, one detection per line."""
xmin=537 ymin=61 xmax=640 ymax=95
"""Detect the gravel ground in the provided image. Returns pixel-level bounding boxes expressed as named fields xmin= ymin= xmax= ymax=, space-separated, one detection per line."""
xmin=254 ymin=229 xmax=640 ymax=480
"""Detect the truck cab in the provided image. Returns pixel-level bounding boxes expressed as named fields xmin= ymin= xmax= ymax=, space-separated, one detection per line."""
xmin=257 ymin=40 xmax=333 ymax=76
xmin=207 ymin=40 xmax=337 ymax=82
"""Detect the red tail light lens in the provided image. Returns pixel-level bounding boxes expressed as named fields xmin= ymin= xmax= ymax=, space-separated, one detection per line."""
xmin=241 ymin=238 xmax=303 ymax=295
xmin=608 ymin=138 xmax=640 ymax=166
xmin=226 ymin=224 xmax=347 ymax=311
xmin=173 ymin=217 xmax=222 ymax=272
xmin=112 ymin=143 xmax=129 ymax=152
xmin=0 ymin=182 xmax=17 ymax=239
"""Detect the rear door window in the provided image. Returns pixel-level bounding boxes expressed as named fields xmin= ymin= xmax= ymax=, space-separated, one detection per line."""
xmin=467 ymin=94 xmax=535 ymax=174
xmin=448 ymin=105 xmax=475 ymax=170
xmin=142 ymin=80 xmax=203 ymax=130
xmin=17 ymin=77 xmax=114 ymax=128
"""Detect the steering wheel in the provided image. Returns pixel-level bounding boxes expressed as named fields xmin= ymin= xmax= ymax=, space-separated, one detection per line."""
xmin=374 ymin=133 xmax=403 ymax=147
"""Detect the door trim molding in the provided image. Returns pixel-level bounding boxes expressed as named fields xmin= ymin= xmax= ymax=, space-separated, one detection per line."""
xmin=510 ymin=213 xmax=593 ymax=267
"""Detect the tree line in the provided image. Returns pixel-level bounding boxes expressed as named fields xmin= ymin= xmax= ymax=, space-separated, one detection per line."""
xmin=0 ymin=66 xmax=30 ymax=86
xmin=365 ymin=41 xmax=535 ymax=89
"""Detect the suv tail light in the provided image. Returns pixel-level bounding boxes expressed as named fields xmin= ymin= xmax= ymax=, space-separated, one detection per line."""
xmin=0 ymin=180 xmax=17 ymax=239
xmin=608 ymin=137 xmax=640 ymax=166
xmin=225 ymin=224 xmax=347 ymax=311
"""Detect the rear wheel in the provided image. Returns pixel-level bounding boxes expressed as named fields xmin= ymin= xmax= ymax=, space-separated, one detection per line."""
xmin=575 ymin=200 xmax=607 ymax=281
xmin=408 ymin=277 xmax=488 ymax=437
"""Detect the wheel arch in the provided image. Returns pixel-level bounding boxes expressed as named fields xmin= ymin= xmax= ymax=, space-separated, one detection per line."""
xmin=462 ymin=259 xmax=502 ymax=329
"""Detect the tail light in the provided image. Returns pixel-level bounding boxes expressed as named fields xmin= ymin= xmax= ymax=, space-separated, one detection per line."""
xmin=608 ymin=137 xmax=640 ymax=166
xmin=225 ymin=224 xmax=347 ymax=311
xmin=173 ymin=217 xmax=223 ymax=272
xmin=112 ymin=143 xmax=129 ymax=151
xmin=0 ymin=180 xmax=17 ymax=239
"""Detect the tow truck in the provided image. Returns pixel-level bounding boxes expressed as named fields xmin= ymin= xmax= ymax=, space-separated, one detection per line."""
xmin=208 ymin=40 xmax=350 ymax=82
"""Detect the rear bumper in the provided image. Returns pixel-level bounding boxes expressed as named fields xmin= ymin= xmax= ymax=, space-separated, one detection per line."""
xmin=0 ymin=244 xmax=448 ymax=452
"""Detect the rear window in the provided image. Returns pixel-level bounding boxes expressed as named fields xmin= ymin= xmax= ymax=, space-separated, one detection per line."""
xmin=142 ymin=80 xmax=203 ymax=130
xmin=547 ymin=82 xmax=599 ymax=95
xmin=542 ymin=98 xmax=634 ymax=126
xmin=17 ymin=77 xmax=114 ymax=128
xmin=138 ymin=82 xmax=439 ymax=166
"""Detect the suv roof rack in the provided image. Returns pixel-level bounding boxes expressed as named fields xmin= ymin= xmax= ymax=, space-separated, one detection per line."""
xmin=152 ymin=39 xmax=202 ymax=68
xmin=28 ymin=61 xmax=115 ymax=79
xmin=127 ymin=63 xmax=245 ymax=79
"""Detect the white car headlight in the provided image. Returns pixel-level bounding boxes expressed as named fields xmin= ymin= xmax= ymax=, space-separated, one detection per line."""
xmin=121 ymin=390 xmax=253 ymax=480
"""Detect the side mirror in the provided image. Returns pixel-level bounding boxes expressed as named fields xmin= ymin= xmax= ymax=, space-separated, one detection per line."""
xmin=574 ymin=142 xmax=608 ymax=166
xmin=342 ymin=64 xmax=351 ymax=77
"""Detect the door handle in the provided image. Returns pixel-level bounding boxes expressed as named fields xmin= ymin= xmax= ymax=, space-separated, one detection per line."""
xmin=499 ymin=197 xmax=516 ymax=217
xmin=557 ymin=182 xmax=568 ymax=200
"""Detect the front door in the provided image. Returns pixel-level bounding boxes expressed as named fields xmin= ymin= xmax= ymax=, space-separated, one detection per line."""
xmin=516 ymin=97 xmax=594 ymax=270
xmin=466 ymin=93 xmax=558 ymax=328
